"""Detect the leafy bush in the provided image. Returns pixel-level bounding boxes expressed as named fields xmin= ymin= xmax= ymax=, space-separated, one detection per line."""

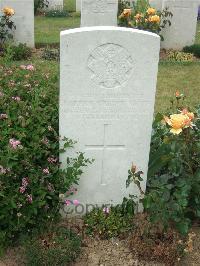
xmin=42 ymin=47 xmax=60 ymax=61
xmin=118 ymin=0 xmax=172 ymax=40
xmin=34 ymin=0 xmax=49 ymax=15
xmin=2 ymin=43 xmax=32 ymax=61
xmin=166 ymin=50 xmax=195 ymax=62
xmin=183 ymin=44 xmax=200 ymax=58
xmin=144 ymin=93 xmax=200 ymax=235
xmin=84 ymin=200 xmax=136 ymax=239
xmin=25 ymin=226 xmax=81 ymax=266
xmin=0 ymin=63 xmax=91 ymax=252
xmin=0 ymin=7 xmax=16 ymax=44
xmin=45 ymin=9 xmax=70 ymax=17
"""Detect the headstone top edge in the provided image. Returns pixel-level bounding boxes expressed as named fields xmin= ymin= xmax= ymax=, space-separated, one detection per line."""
xmin=60 ymin=26 xmax=160 ymax=39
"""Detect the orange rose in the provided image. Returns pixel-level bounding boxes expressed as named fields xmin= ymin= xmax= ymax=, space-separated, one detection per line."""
xmin=119 ymin=8 xmax=132 ymax=19
xmin=149 ymin=15 xmax=160 ymax=23
xmin=2 ymin=7 xmax=15 ymax=16
xmin=135 ymin=13 xmax=142 ymax=20
xmin=181 ymin=109 xmax=194 ymax=127
xmin=147 ymin=7 xmax=156 ymax=15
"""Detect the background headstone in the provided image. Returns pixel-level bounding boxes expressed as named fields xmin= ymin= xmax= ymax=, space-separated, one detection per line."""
xmin=81 ymin=0 xmax=118 ymax=27
xmin=76 ymin=0 xmax=81 ymax=12
xmin=149 ymin=0 xmax=163 ymax=10
xmin=60 ymin=26 xmax=160 ymax=214
xmin=0 ymin=0 xmax=34 ymax=47
xmin=161 ymin=0 xmax=199 ymax=49
xmin=47 ymin=0 xmax=63 ymax=10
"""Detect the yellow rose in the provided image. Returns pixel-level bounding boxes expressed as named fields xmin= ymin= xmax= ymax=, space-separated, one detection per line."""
xmin=147 ymin=7 xmax=156 ymax=15
xmin=149 ymin=15 xmax=160 ymax=23
xmin=2 ymin=7 xmax=15 ymax=17
xmin=165 ymin=114 xmax=188 ymax=135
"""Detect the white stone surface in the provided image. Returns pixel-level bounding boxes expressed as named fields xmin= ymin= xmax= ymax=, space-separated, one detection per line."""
xmin=81 ymin=0 xmax=118 ymax=27
xmin=47 ymin=0 xmax=63 ymax=10
xmin=149 ymin=0 xmax=163 ymax=10
xmin=76 ymin=0 xmax=81 ymax=12
xmin=161 ymin=0 xmax=199 ymax=49
xmin=60 ymin=26 xmax=160 ymax=214
xmin=0 ymin=0 xmax=34 ymax=47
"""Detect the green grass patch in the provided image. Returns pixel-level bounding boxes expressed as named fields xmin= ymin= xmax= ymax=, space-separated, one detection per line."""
xmin=155 ymin=61 xmax=200 ymax=112
xmin=64 ymin=0 xmax=76 ymax=12
xmin=35 ymin=14 xmax=80 ymax=45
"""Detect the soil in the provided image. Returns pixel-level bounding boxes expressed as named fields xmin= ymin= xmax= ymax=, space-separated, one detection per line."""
xmin=1 ymin=226 xmax=199 ymax=266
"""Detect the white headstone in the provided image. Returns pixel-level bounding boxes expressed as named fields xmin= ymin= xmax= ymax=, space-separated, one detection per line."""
xmin=161 ymin=0 xmax=199 ymax=49
xmin=76 ymin=0 xmax=81 ymax=12
xmin=0 ymin=0 xmax=34 ymax=47
xmin=60 ymin=26 xmax=160 ymax=214
xmin=47 ymin=0 xmax=63 ymax=10
xmin=81 ymin=0 xmax=118 ymax=27
xmin=149 ymin=0 xmax=163 ymax=10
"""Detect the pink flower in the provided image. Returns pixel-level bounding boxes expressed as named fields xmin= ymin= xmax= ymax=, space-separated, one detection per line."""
xmin=65 ymin=200 xmax=72 ymax=206
xmin=19 ymin=186 xmax=26 ymax=194
xmin=0 ymin=165 xmax=6 ymax=174
xmin=103 ymin=207 xmax=110 ymax=214
xmin=22 ymin=177 xmax=29 ymax=187
xmin=73 ymin=199 xmax=79 ymax=206
xmin=47 ymin=157 xmax=57 ymax=164
xmin=47 ymin=183 xmax=54 ymax=192
xmin=0 ymin=114 xmax=8 ymax=119
xmin=43 ymin=168 xmax=50 ymax=174
xmin=12 ymin=96 xmax=21 ymax=102
xmin=20 ymin=64 xmax=35 ymax=71
xmin=27 ymin=194 xmax=33 ymax=204
xmin=0 ymin=91 xmax=4 ymax=97
xmin=26 ymin=65 xmax=34 ymax=71
xmin=9 ymin=138 xmax=21 ymax=149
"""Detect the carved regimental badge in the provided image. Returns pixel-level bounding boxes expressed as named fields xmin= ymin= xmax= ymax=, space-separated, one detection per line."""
xmin=88 ymin=43 xmax=133 ymax=89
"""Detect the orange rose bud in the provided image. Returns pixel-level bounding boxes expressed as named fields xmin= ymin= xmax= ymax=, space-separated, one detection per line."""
xmin=175 ymin=91 xmax=180 ymax=97
xmin=131 ymin=164 xmax=137 ymax=174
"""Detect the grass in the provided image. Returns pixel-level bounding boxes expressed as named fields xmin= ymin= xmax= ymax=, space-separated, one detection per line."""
xmin=35 ymin=14 xmax=80 ymax=45
xmin=155 ymin=61 xmax=200 ymax=112
xmin=64 ymin=0 xmax=76 ymax=12
xmin=35 ymin=0 xmax=79 ymax=45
